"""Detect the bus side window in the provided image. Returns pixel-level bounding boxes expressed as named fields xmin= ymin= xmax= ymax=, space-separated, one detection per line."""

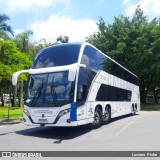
xmin=77 ymin=85 xmax=87 ymax=101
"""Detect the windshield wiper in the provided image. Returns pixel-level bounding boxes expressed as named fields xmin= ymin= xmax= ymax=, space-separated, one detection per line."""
xmin=51 ymin=76 xmax=58 ymax=104
xmin=29 ymin=78 xmax=44 ymax=105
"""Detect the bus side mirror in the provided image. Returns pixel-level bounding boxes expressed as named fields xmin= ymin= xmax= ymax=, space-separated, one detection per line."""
xmin=77 ymin=64 xmax=86 ymax=68
xmin=12 ymin=70 xmax=29 ymax=86
xmin=68 ymin=64 xmax=86 ymax=81
xmin=68 ymin=68 xmax=76 ymax=82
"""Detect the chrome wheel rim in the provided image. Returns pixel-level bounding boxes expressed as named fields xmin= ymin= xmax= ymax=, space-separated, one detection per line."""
xmin=94 ymin=111 xmax=100 ymax=124
xmin=103 ymin=110 xmax=109 ymax=121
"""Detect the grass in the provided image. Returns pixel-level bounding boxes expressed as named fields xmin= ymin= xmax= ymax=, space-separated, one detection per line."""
xmin=0 ymin=106 xmax=23 ymax=119
xmin=141 ymin=104 xmax=160 ymax=111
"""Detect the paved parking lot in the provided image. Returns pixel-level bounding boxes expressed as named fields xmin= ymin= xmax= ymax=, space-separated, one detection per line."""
xmin=0 ymin=111 xmax=160 ymax=159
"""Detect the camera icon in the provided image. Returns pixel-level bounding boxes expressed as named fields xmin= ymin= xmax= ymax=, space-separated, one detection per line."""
xmin=2 ymin=152 xmax=11 ymax=157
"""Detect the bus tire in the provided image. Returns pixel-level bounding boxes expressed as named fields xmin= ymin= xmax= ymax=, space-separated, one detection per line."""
xmin=131 ymin=105 xmax=136 ymax=116
xmin=102 ymin=107 xmax=111 ymax=125
xmin=89 ymin=108 xmax=102 ymax=129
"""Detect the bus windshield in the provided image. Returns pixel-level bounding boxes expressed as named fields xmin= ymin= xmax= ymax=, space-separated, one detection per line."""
xmin=32 ymin=44 xmax=81 ymax=69
xmin=25 ymin=71 xmax=75 ymax=107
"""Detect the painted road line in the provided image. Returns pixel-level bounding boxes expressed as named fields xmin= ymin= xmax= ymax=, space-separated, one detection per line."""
xmin=113 ymin=114 xmax=147 ymax=138
xmin=113 ymin=121 xmax=144 ymax=126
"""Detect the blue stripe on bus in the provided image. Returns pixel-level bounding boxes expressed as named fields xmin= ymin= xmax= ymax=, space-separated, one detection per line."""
xmin=70 ymin=102 xmax=77 ymax=121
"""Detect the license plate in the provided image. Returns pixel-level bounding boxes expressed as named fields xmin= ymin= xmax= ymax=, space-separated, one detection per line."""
xmin=38 ymin=119 xmax=48 ymax=123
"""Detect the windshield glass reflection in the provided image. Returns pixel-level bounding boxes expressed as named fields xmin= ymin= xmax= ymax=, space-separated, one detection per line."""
xmin=25 ymin=71 xmax=74 ymax=107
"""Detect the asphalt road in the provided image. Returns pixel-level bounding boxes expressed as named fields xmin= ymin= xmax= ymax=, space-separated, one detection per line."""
xmin=0 ymin=111 xmax=160 ymax=159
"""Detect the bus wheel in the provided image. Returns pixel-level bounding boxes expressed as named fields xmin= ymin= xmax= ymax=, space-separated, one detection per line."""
xmin=89 ymin=108 xmax=102 ymax=129
xmin=131 ymin=105 xmax=136 ymax=116
xmin=102 ymin=107 xmax=111 ymax=125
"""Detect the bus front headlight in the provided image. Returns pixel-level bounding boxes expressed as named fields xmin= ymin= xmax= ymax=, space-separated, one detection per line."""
xmin=58 ymin=108 xmax=71 ymax=118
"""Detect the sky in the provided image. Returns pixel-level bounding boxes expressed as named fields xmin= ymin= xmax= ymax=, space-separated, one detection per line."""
xmin=0 ymin=0 xmax=160 ymax=43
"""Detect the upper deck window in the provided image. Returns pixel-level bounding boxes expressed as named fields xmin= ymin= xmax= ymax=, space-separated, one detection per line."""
xmin=32 ymin=44 xmax=81 ymax=69
xmin=81 ymin=45 xmax=107 ymax=70
xmin=81 ymin=45 xmax=139 ymax=85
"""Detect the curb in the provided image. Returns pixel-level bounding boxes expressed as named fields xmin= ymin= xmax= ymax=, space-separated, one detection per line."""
xmin=0 ymin=118 xmax=23 ymax=125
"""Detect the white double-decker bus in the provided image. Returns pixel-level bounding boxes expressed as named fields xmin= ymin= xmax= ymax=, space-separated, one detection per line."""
xmin=12 ymin=42 xmax=140 ymax=128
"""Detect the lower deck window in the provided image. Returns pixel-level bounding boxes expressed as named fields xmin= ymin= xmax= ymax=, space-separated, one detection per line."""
xmin=96 ymin=84 xmax=132 ymax=101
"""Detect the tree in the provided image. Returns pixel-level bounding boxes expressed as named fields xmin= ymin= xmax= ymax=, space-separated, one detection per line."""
xmin=0 ymin=14 xmax=14 ymax=37
xmin=87 ymin=6 xmax=160 ymax=103
xmin=13 ymin=30 xmax=33 ymax=53
xmin=0 ymin=40 xmax=31 ymax=106
xmin=0 ymin=30 xmax=10 ymax=40
xmin=56 ymin=35 xmax=69 ymax=43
